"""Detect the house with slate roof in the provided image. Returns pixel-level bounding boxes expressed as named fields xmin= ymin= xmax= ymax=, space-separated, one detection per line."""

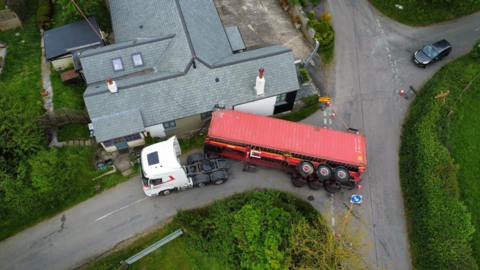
xmin=80 ymin=0 xmax=301 ymax=152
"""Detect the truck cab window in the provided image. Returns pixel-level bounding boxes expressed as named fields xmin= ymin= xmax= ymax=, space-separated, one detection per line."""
xmin=150 ymin=178 xmax=162 ymax=185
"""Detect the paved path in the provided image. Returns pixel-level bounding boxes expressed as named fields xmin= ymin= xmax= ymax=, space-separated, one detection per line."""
xmin=303 ymin=1 xmax=480 ymax=269
xmin=1 ymin=1 xmax=479 ymax=270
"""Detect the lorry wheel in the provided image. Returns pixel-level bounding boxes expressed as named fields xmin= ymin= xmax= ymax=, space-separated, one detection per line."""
xmin=334 ymin=166 xmax=350 ymax=183
xmin=193 ymin=174 xmax=210 ymax=187
xmin=316 ymin=164 xmax=332 ymax=180
xmin=210 ymin=170 xmax=227 ymax=185
xmin=291 ymin=176 xmax=306 ymax=187
xmin=298 ymin=160 xmax=314 ymax=177
xmin=308 ymin=179 xmax=323 ymax=190
xmin=160 ymin=189 xmax=172 ymax=196
xmin=324 ymin=179 xmax=341 ymax=193
xmin=187 ymin=153 xmax=205 ymax=165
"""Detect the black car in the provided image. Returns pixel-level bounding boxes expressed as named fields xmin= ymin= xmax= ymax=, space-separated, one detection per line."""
xmin=413 ymin=39 xmax=452 ymax=68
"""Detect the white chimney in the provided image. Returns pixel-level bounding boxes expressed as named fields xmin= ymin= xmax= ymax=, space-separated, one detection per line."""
xmin=107 ymin=77 xmax=117 ymax=93
xmin=254 ymin=68 xmax=265 ymax=96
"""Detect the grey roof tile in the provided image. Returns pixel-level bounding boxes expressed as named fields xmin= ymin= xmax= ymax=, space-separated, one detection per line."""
xmin=178 ymin=0 xmax=232 ymax=65
xmin=224 ymin=26 xmax=246 ymax=52
xmin=91 ymin=109 xmax=145 ymax=142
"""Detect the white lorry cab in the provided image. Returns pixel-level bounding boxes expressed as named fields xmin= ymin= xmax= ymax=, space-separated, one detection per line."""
xmin=140 ymin=136 xmax=229 ymax=197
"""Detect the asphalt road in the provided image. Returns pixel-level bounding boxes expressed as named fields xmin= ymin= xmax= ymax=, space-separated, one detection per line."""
xmin=304 ymin=1 xmax=480 ymax=269
xmin=1 ymin=1 xmax=479 ymax=270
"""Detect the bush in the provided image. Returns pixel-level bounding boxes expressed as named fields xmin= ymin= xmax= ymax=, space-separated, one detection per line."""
xmin=37 ymin=0 xmax=51 ymax=29
xmin=471 ymin=40 xmax=480 ymax=59
xmin=299 ymin=69 xmax=310 ymax=83
xmin=319 ymin=12 xmax=331 ymax=23
xmin=305 ymin=10 xmax=315 ymax=20
xmin=300 ymin=95 xmax=318 ymax=106
xmin=275 ymin=104 xmax=318 ymax=122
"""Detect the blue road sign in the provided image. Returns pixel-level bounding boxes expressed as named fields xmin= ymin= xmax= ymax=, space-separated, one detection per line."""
xmin=351 ymin=195 xmax=362 ymax=204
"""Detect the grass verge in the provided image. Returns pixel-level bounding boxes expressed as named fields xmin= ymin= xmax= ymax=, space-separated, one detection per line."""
xmin=400 ymin=48 xmax=480 ymax=269
xmin=320 ymin=46 xmax=334 ymax=65
xmin=369 ymin=0 xmax=480 ymax=26
xmin=0 ymin=146 xmax=129 ymax=241
xmin=179 ymin=133 xmax=207 ymax=153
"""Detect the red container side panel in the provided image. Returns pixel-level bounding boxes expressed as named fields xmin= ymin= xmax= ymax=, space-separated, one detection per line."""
xmin=208 ymin=110 xmax=367 ymax=167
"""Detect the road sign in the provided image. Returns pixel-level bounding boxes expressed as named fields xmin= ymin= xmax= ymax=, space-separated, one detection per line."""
xmin=350 ymin=195 xmax=362 ymax=204
xmin=318 ymin=97 xmax=331 ymax=102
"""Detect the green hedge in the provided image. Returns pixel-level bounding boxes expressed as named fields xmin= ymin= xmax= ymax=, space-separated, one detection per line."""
xmin=400 ymin=51 xmax=479 ymax=269
xmin=37 ymin=0 xmax=51 ymax=29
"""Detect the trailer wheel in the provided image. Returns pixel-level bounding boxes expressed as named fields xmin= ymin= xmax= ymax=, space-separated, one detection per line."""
xmin=316 ymin=164 xmax=332 ymax=180
xmin=334 ymin=166 xmax=350 ymax=183
xmin=324 ymin=179 xmax=341 ymax=193
xmin=291 ymin=176 xmax=306 ymax=187
xmin=210 ymin=170 xmax=228 ymax=185
xmin=187 ymin=153 xmax=205 ymax=165
xmin=308 ymin=179 xmax=323 ymax=190
xmin=298 ymin=161 xmax=314 ymax=177
xmin=160 ymin=189 xmax=172 ymax=196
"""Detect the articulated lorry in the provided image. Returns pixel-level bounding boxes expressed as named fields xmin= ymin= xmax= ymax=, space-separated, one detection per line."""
xmin=141 ymin=109 xmax=367 ymax=196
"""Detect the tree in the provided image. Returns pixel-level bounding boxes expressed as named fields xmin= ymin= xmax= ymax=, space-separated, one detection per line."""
xmin=51 ymin=0 xmax=99 ymax=23
xmin=289 ymin=215 xmax=373 ymax=269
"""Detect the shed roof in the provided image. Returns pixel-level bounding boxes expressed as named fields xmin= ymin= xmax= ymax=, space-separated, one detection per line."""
xmin=208 ymin=110 xmax=368 ymax=167
xmin=225 ymin=26 xmax=246 ymax=52
xmin=44 ymin=17 xmax=103 ymax=60
xmin=91 ymin=109 xmax=145 ymax=142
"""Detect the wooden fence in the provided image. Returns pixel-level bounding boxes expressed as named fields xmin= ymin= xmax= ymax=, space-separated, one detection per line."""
xmin=0 ymin=10 xmax=21 ymax=31
xmin=37 ymin=108 xmax=91 ymax=131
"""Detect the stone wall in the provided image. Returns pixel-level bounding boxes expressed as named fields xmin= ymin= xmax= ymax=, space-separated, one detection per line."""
xmin=0 ymin=10 xmax=21 ymax=31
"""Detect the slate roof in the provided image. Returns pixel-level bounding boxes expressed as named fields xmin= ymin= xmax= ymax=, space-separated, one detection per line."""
xmin=225 ymin=26 xmax=246 ymax=52
xmin=91 ymin=109 xmax=145 ymax=142
xmin=44 ymin=17 xmax=104 ymax=60
xmin=80 ymin=36 xmax=175 ymax=84
xmin=178 ymin=0 xmax=232 ymax=66
xmin=82 ymin=0 xmax=300 ymax=142
xmin=109 ymin=0 xmax=192 ymax=73
xmin=84 ymin=48 xmax=298 ymax=130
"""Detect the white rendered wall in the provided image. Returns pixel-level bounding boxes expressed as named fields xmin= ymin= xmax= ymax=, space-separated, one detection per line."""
xmin=234 ymin=96 xmax=276 ymax=116
xmin=145 ymin=123 xmax=167 ymax=138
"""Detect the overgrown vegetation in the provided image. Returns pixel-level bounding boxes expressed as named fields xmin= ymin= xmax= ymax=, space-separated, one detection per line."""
xmin=299 ymin=69 xmax=310 ymax=83
xmin=51 ymin=0 xmax=111 ymax=31
xmin=179 ymin=133 xmax=207 ymax=153
xmin=400 ymin=42 xmax=480 ymax=269
xmin=306 ymin=11 xmax=335 ymax=65
xmin=369 ymin=0 xmax=480 ymax=26
xmin=0 ymin=0 xmax=126 ymax=242
xmin=85 ymin=190 xmax=369 ymax=269
xmin=3 ymin=0 xmax=27 ymax=19
xmin=37 ymin=0 xmax=52 ymax=29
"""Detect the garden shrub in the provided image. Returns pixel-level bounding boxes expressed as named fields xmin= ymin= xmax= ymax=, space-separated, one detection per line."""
xmin=305 ymin=10 xmax=315 ymax=20
xmin=37 ymin=0 xmax=51 ymax=29
xmin=319 ymin=12 xmax=331 ymax=23
xmin=471 ymin=40 xmax=480 ymax=59
xmin=299 ymin=69 xmax=310 ymax=83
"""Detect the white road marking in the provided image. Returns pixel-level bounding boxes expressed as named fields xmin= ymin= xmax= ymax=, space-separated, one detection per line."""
xmin=95 ymin=197 xmax=149 ymax=222
xmin=283 ymin=34 xmax=303 ymax=46
xmin=329 ymin=119 xmax=332 ymax=125
xmin=394 ymin=61 xmax=397 ymax=67
xmin=381 ymin=29 xmax=384 ymax=34
xmin=376 ymin=18 xmax=379 ymax=23
xmin=247 ymin=24 xmax=257 ymax=33
xmin=394 ymin=56 xmax=407 ymax=62
xmin=475 ymin=28 xmax=480 ymax=31
xmin=377 ymin=23 xmax=381 ymax=28
xmin=324 ymin=118 xmax=327 ymax=125
xmin=396 ymin=68 xmax=399 ymax=73
xmin=386 ymin=47 xmax=389 ymax=53
xmin=324 ymin=111 xmax=327 ymax=117
xmin=391 ymin=68 xmax=395 ymax=73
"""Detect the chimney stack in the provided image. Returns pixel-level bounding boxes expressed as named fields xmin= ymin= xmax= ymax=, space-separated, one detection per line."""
xmin=107 ymin=77 xmax=118 ymax=94
xmin=254 ymin=68 xmax=265 ymax=96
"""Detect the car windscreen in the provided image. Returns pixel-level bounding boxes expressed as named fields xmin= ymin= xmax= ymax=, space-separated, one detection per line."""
xmin=422 ymin=45 xmax=439 ymax=59
xmin=147 ymin=152 xmax=159 ymax=166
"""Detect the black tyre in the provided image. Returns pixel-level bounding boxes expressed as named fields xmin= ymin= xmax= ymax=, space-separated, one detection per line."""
xmin=316 ymin=164 xmax=332 ymax=180
xmin=187 ymin=153 xmax=204 ymax=165
xmin=324 ymin=179 xmax=341 ymax=193
xmin=291 ymin=176 xmax=306 ymax=187
xmin=210 ymin=170 xmax=227 ymax=185
xmin=160 ymin=189 xmax=172 ymax=196
xmin=308 ymin=179 xmax=323 ymax=190
xmin=334 ymin=166 xmax=350 ymax=183
xmin=298 ymin=160 xmax=314 ymax=177
xmin=193 ymin=173 xmax=210 ymax=187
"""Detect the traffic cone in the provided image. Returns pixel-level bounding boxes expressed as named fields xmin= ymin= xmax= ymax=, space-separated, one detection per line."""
xmin=399 ymin=88 xmax=405 ymax=96
xmin=331 ymin=113 xmax=336 ymax=119
xmin=356 ymin=184 xmax=362 ymax=190
xmin=326 ymin=101 xmax=330 ymax=107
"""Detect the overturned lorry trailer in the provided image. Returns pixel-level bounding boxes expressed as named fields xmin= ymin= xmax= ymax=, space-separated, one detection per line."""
xmin=204 ymin=110 xmax=368 ymax=193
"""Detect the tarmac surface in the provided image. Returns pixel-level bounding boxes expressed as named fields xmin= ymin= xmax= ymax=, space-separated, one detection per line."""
xmin=0 ymin=1 xmax=479 ymax=269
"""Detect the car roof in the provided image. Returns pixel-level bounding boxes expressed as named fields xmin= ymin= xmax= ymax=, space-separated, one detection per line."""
xmin=432 ymin=39 xmax=452 ymax=51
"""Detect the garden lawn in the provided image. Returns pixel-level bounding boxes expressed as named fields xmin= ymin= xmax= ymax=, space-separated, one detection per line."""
xmin=0 ymin=0 xmax=43 ymax=119
xmin=400 ymin=49 xmax=480 ymax=269
xmin=369 ymin=0 xmax=480 ymax=26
